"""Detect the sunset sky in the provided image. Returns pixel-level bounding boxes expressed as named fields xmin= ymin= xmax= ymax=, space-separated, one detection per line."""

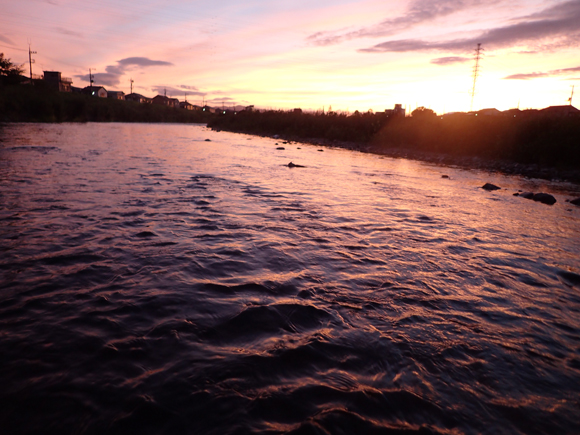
xmin=2 ymin=0 xmax=579 ymax=114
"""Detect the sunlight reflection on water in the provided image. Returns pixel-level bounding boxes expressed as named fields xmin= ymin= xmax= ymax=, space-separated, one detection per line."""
xmin=1 ymin=122 xmax=579 ymax=434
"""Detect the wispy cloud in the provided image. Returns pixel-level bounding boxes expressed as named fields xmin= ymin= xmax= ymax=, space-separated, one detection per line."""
xmin=118 ymin=57 xmax=172 ymax=68
xmin=55 ymin=27 xmax=83 ymax=38
xmin=504 ymin=65 xmax=580 ymax=80
xmin=75 ymin=56 xmax=173 ymax=87
xmin=150 ymin=85 xmax=204 ymax=97
xmin=430 ymin=56 xmax=471 ymax=65
xmin=359 ymin=0 xmax=580 ymax=53
xmin=308 ymin=0 xmax=497 ymax=46
xmin=0 ymin=34 xmax=15 ymax=45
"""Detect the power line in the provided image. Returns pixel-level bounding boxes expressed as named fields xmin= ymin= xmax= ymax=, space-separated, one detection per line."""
xmin=0 ymin=44 xmax=27 ymax=52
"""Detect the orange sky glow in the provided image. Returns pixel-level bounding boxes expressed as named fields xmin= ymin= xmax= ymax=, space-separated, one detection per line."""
xmin=2 ymin=0 xmax=579 ymax=114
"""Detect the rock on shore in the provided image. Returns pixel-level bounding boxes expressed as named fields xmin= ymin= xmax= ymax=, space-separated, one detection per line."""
xmin=514 ymin=191 xmax=557 ymax=205
xmin=482 ymin=183 xmax=501 ymax=191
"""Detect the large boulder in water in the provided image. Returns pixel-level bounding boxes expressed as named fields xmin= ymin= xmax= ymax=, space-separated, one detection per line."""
xmin=482 ymin=183 xmax=501 ymax=191
xmin=533 ymin=193 xmax=556 ymax=205
xmin=570 ymin=197 xmax=580 ymax=206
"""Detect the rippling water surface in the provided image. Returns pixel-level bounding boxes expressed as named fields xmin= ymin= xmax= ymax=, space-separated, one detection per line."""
xmin=1 ymin=122 xmax=580 ymax=435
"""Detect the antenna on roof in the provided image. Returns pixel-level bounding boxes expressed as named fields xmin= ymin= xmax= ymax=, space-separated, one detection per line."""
xmin=569 ymin=85 xmax=574 ymax=106
xmin=89 ymin=68 xmax=94 ymax=91
xmin=130 ymin=78 xmax=134 ymax=94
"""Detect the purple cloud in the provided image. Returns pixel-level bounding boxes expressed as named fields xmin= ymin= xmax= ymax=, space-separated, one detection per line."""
xmin=430 ymin=56 xmax=471 ymax=65
xmin=75 ymin=56 xmax=172 ymax=87
xmin=359 ymin=0 xmax=580 ymax=53
xmin=309 ymin=0 xmax=498 ymax=46
xmin=117 ymin=57 xmax=173 ymax=67
xmin=151 ymin=85 xmax=204 ymax=97
xmin=504 ymin=65 xmax=580 ymax=80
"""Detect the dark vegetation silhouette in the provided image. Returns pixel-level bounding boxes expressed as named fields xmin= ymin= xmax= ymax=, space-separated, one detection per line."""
xmin=0 ymin=53 xmax=24 ymax=85
xmin=209 ymin=109 xmax=580 ymax=172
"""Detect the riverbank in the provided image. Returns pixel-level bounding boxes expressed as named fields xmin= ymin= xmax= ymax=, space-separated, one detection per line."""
xmin=0 ymin=83 xmax=214 ymax=123
xmin=208 ymin=110 xmax=580 ymax=184
xmin=292 ymin=136 xmax=580 ymax=184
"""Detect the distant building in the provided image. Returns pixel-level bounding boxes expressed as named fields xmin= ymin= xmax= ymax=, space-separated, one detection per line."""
xmin=385 ymin=104 xmax=405 ymax=117
xmin=82 ymin=86 xmax=107 ymax=98
xmin=107 ymin=91 xmax=125 ymax=100
xmin=539 ymin=105 xmax=579 ymax=118
xmin=152 ymin=95 xmax=179 ymax=108
xmin=43 ymin=71 xmax=72 ymax=92
xmin=202 ymin=105 xmax=217 ymax=113
xmin=125 ymin=93 xmax=151 ymax=103
xmin=179 ymin=101 xmax=194 ymax=110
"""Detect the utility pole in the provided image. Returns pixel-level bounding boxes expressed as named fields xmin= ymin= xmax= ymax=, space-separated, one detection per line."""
xmin=470 ymin=43 xmax=483 ymax=112
xmin=28 ymin=43 xmax=37 ymax=84
xmin=130 ymin=78 xmax=134 ymax=94
xmin=569 ymin=85 xmax=574 ymax=106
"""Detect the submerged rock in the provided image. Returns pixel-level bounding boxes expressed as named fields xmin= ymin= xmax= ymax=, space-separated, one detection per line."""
xmin=441 ymin=175 xmax=449 ymax=179
xmin=276 ymin=147 xmax=285 ymax=150
xmin=482 ymin=183 xmax=501 ymax=191
xmin=287 ymin=162 xmax=305 ymax=168
xmin=533 ymin=193 xmax=557 ymax=205
xmin=570 ymin=197 xmax=580 ymax=206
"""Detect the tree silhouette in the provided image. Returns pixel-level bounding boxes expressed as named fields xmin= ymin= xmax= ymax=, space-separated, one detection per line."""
xmin=411 ymin=106 xmax=436 ymax=118
xmin=0 ymin=53 xmax=24 ymax=85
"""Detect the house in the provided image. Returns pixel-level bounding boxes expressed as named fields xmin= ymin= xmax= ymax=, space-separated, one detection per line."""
xmin=43 ymin=71 xmax=72 ymax=92
xmin=179 ymin=101 xmax=194 ymax=110
xmin=202 ymin=105 xmax=217 ymax=113
xmin=82 ymin=86 xmax=108 ymax=98
xmin=152 ymin=95 xmax=179 ymax=108
xmin=125 ymin=93 xmax=151 ymax=103
xmin=107 ymin=91 xmax=125 ymax=100
xmin=539 ymin=105 xmax=579 ymax=118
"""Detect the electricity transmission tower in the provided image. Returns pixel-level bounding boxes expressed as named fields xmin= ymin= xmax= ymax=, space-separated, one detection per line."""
xmin=470 ymin=43 xmax=483 ymax=112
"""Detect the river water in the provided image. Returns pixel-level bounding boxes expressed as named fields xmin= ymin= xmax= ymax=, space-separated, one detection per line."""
xmin=1 ymin=122 xmax=579 ymax=435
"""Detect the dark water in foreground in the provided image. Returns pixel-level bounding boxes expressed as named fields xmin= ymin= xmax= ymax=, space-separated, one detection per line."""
xmin=1 ymin=123 xmax=580 ymax=435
